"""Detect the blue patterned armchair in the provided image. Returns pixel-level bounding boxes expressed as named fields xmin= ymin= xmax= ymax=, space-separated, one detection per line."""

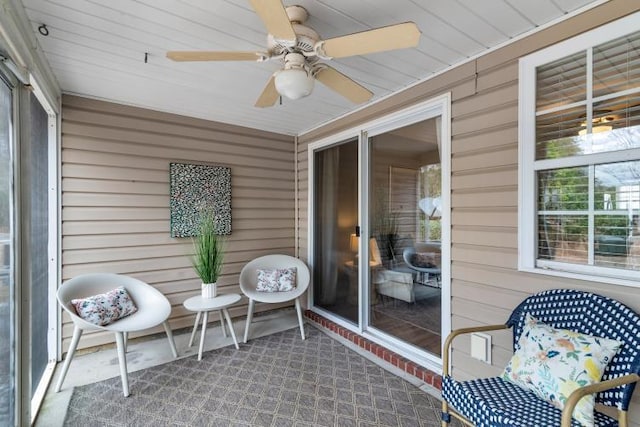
xmin=441 ymin=289 xmax=640 ymax=427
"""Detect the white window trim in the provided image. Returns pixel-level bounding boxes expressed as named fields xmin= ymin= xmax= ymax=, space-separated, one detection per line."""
xmin=518 ymin=12 xmax=640 ymax=288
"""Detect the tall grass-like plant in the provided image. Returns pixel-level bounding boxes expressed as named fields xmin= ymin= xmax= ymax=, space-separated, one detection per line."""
xmin=192 ymin=212 xmax=225 ymax=285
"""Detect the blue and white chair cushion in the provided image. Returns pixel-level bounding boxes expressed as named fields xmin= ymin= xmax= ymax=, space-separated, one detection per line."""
xmin=443 ymin=376 xmax=617 ymax=427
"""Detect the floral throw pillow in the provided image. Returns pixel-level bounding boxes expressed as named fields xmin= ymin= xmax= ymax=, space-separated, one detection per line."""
xmin=71 ymin=286 xmax=138 ymax=326
xmin=256 ymin=268 xmax=297 ymax=292
xmin=501 ymin=314 xmax=622 ymax=427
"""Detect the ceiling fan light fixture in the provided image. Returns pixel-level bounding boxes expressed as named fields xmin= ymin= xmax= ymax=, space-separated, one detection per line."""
xmin=578 ymin=115 xmax=615 ymax=136
xmin=274 ymin=68 xmax=314 ymax=100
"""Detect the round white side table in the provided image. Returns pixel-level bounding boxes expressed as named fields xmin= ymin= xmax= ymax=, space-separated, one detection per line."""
xmin=183 ymin=293 xmax=241 ymax=360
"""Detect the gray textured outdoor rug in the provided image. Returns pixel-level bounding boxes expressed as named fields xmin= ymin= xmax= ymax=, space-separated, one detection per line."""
xmin=63 ymin=326 xmax=453 ymax=427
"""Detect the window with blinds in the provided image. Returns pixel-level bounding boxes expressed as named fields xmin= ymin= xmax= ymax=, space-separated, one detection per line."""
xmin=519 ymin=13 xmax=640 ymax=286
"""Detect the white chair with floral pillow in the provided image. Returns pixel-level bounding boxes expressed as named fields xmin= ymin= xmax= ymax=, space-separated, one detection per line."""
xmin=55 ymin=273 xmax=178 ymax=397
xmin=239 ymin=255 xmax=310 ymax=343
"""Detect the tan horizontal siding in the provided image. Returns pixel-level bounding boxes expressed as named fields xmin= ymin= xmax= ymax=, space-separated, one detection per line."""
xmin=63 ymin=176 xmax=293 ymax=193
xmin=61 ymin=138 xmax=291 ymax=170
xmin=476 ymin=61 xmax=519 ymax=93
xmin=452 ymin=226 xmax=517 ymax=248
xmin=61 ymin=95 xmax=295 ymax=352
xmin=61 ymin=130 xmax=292 ymax=162
xmin=452 ymin=187 xmax=517 ymax=208
xmin=452 ymin=167 xmax=518 ymax=191
xmin=296 ymin=1 xmax=640 ymax=423
xmin=62 ymin=206 xmax=293 ymax=221
xmin=296 ymin=140 xmax=310 ymax=259
xmin=453 ymin=208 xmax=518 ymax=228
xmin=452 ymin=80 xmax=518 ymax=118
xmin=453 ymin=144 xmax=518 ymax=172
xmin=452 ymin=244 xmax=517 ymax=269
xmin=452 ymin=126 xmax=517 ymax=154
xmin=452 ymin=103 xmax=518 ymax=137
xmin=62 ymin=229 xmax=294 ymax=253
xmin=62 ymin=95 xmax=291 ymax=142
xmin=62 ymin=218 xmax=292 ymax=235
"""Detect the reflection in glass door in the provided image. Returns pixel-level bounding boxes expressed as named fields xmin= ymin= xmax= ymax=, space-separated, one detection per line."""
xmin=313 ymin=138 xmax=359 ymax=323
xmin=368 ymin=118 xmax=443 ymax=357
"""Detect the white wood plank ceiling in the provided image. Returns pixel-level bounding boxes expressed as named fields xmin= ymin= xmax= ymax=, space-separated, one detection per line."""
xmin=21 ymin=0 xmax=600 ymax=135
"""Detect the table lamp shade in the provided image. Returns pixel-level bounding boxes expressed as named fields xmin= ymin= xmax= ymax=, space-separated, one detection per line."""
xmin=350 ymin=233 xmax=359 ymax=253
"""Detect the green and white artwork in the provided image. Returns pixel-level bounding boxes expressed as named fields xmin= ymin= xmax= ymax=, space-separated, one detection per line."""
xmin=169 ymin=162 xmax=232 ymax=237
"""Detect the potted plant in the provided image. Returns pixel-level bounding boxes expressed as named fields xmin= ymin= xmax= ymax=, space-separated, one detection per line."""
xmin=192 ymin=212 xmax=225 ymax=298
xmin=372 ymin=190 xmax=400 ymax=266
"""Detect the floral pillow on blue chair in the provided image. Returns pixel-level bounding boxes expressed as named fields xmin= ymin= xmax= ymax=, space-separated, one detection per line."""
xmin=502 ymin=314 xmax=622 ymax=427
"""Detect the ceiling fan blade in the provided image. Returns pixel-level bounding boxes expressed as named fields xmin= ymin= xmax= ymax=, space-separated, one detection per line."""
xmin=318 ymin=22 xmax=420 ymax=58
xmin=249 ymin=0 xmax=296 ymax=43
xmin=255 ymin=75 xmax=279 ymax=108
xmin=316 ymin=66 xmax=373 ymax=104
xmin=167 ymin=51 xmax=265 ymax=62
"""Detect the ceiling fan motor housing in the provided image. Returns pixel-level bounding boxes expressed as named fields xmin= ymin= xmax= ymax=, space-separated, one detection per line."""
xmin=268 ymin=24 xmax=319 ymax=55
xmin=267 ymin=5 xmax=319 ymax=56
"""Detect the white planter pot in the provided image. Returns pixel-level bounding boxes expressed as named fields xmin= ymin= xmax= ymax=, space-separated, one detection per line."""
xmin=202 ymin=282 xmax=217 ymax=299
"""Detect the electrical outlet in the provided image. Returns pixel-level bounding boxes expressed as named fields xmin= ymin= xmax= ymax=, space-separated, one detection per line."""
xmin=470 ymin=333 xmax=492 ymax=364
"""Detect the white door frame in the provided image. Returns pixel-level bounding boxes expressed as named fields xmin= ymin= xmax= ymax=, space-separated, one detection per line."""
xmin=307 ymin=93 xmax=452 ymax=373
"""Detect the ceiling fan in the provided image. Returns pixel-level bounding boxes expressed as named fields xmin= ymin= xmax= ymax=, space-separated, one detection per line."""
xmin=166 ymin=0 xmax=421 ymax=108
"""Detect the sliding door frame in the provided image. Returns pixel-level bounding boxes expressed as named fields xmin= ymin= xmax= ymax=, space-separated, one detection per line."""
xmin=308 ymin=93 xmax=452 ymax=373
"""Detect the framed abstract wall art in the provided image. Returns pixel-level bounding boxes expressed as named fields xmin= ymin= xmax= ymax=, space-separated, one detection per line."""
xmin=169 ymin=162 xmax=232 ymax=237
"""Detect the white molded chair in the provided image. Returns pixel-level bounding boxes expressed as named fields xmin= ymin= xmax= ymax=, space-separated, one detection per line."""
xmin=55 ymin=273 xmax=178 ymax=397
xmin=239 ymin=255 xmax=310 ymax=343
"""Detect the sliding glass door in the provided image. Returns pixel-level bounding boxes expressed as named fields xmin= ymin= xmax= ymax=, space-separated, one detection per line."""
xmin=368 ymin=118 xmax=443 ymax=357
xmin=310 ymin=96 xmax=450 ymax=366
xmin=312 ymin=138 xmax=359 ymax=324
